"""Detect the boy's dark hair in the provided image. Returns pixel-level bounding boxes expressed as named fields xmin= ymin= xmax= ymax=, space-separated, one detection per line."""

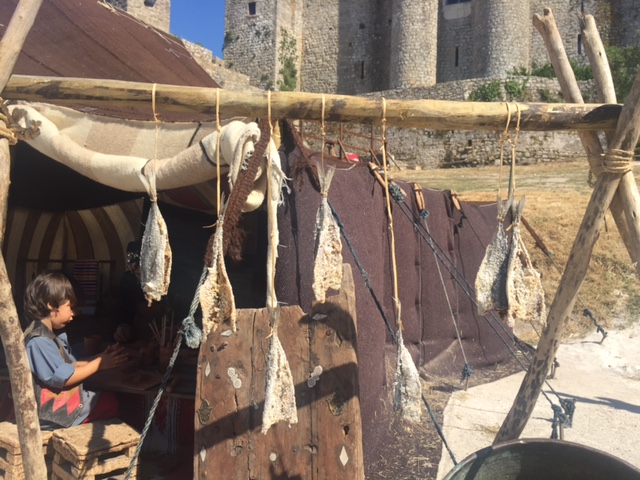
xmin=23 ymin=270 xmax=78 ymax=323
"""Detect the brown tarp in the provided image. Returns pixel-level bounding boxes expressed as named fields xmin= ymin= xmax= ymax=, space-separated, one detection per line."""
xmin=275 ymin=129 xmax=515 ymax=472
xmin=0 ymin=0 xmax=219 ymax=122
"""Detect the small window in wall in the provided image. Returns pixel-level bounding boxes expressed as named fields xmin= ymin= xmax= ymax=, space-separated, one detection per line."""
xmin=248 ymin=2 xmax=256 ymax=16
xmin=446 ymin=0 xmax=471 ymax=4
xmin=455 ymin=47 xmax=459 ymax=67
xmin=577 ymin=34 xmax=582 ymax=54
xmin=360 ymin=61 xmax=365 ymax=79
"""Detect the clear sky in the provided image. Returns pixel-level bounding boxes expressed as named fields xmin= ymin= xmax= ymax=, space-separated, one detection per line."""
xmin=170 ymin=0 xmax=226 ymax=58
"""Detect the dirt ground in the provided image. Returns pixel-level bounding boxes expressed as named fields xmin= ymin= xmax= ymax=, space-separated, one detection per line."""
xmin=435 ymin=322 xmax=640 ymax=479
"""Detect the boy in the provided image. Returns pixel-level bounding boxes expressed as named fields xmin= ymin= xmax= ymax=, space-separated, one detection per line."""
xmin=23 ymin=271 xmax=128 ymax=429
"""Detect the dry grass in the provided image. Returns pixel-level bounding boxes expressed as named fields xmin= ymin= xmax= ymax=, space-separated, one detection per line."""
xmin=396 ymin=161 xmax=640 ymax=343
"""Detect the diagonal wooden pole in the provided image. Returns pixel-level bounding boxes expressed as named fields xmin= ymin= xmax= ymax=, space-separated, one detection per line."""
xmin=533 ymin=7 xmax=640 ymax=277
xmin=580 ymin=13 xmax=640 ymax=276
xmin=0 ymin=1 xmax=48 ymax=478
xmin=495 ymin=69 xmax=640 ymax=443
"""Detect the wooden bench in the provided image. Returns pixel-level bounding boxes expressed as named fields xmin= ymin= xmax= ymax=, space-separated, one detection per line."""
xmin=0 ymin=422 xmax=53 ymax=480
xmin=50 ymin=420 xmax=140 ymax=480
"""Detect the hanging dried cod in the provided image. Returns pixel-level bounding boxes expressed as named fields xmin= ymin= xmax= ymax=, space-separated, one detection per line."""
xmin=393 ymin=327 xmax=423 ymax=423
xmin=475 ymin=196 xmax=512 ymax=315
xmin=312 ymin=162 xmax=342 ymax=303
xmin=503 ymin=197 xmax=546 ymax=328
xmin=262 ymin=309 xmax=298 ymax=434
xmin=262 ymin=138 xmax=297 ymax=433
xmin=200 ymin=199 xmax=237 ymax=338
xmin=139 ymin=168 xmax=172 ymax=306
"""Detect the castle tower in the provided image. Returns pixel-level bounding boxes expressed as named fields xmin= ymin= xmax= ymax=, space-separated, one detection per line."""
xmin=224 ymin=0 xmax=302 ymax=91
xmin=472 ymin=0 xmax=531 ymax=78
xmin=389 ymin=0 xmax=439 ymax=89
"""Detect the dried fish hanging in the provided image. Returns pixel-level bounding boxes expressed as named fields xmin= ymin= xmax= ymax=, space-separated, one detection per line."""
xmin=475 ymin=196 xmax=511 ymax=315
xmin=475 ymin=103 xmax=516 ymax=316
xmin=262 ymin=92 xmax=297 ymax=434
xmin=312 ymin=96 xmax=343 ymax=302
xmin=199 ymin=90 xmax=237 ymax=336
xmin=502 ymin=107 xmax=546 ymax=328
xmin=379 ymin=99 xmax=422 ymax=423
xmin=503 ymin=198 xmax=546 ymax=328
xmin=139 ymin=84 xmax=172 ymax=306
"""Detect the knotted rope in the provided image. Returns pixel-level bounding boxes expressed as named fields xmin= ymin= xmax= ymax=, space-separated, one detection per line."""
xmin=588 ymin=149 xmax=635 ymax=186
xmin=0 ymin=100 xmax=40 ymax=143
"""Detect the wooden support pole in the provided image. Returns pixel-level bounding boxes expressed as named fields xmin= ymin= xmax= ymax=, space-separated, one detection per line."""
xmin=1 ymin=74 xmax=623 ymax=132
xmin=533 ymin=8 xmax=640 ymax=277
xmin=0 ymin=1 xmax=48 ymax=479
xmin=495 ymin=70 xmax=640 ymax=444
xmin=581 ymin=13 xmax=640 ymax=277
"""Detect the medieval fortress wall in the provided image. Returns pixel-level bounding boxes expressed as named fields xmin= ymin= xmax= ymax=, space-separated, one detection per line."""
xmin=224 ymin=0 xmax=640 ymax=93
xmin=111 ymin=0 xmax=639 ymax=168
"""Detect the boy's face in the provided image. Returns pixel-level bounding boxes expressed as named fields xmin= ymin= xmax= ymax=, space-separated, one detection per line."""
xmin=49 ymin=300 xmax=74 ymax=330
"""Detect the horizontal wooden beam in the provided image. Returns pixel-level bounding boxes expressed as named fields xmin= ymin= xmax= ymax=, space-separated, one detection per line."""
xmin=2 ymin=74 xmax=622 ymax=132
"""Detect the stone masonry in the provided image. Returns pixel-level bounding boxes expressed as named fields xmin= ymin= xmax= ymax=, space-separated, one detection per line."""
xmin=106 ymin=0 xmax=636 ymax=169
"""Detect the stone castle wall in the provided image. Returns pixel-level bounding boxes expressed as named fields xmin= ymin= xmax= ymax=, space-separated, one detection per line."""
xmin=183 ymin=41 xmax=254 ymax=91
xmin=223 ymin=0 xmax=280 ymax=90
xmin=389 ymin=0 xmax=438 ymax=89
xmin=300 ymin=77 xmax=594 ymax=169
xmin=225 ymin=0 xmax=640 ymax=93
xmin=107 ymin=0 xmax=170 ymax=32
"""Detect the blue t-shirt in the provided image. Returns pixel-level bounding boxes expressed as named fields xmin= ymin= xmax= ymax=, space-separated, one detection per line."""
xmin=25 ymin=332 xmax=97 ymax=426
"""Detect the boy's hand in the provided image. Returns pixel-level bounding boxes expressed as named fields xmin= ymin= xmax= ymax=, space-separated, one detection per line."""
xmin=99 ymin=344 xmax=129 ymax=370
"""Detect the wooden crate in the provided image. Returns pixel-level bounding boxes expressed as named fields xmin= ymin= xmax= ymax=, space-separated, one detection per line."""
xmin=50 ymin=420 xmax=139 ymax=480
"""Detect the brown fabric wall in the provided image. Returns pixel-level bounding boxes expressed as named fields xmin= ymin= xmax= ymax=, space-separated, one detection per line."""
xmin=275 ymin=141 xmax=517 ymax=472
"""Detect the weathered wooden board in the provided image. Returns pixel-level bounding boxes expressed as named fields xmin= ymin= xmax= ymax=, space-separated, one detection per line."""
xmin=195 ymin=264 xmax=362 ymax=479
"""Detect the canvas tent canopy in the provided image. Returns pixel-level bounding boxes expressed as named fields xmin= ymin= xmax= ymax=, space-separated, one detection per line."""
xmin=1 ymin=0 xmax=525 ymax=478
xmin=0 ymin=0 xmax=273 ymax=304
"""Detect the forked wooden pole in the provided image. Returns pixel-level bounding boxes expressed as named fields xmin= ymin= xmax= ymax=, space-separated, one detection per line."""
xmin=533 ymin=7 xmax=640 ymax=277
xmin=495 ymin=70 xmax=640 ymax=443
xmin=0 ymin=0 xmax=48 ymax=478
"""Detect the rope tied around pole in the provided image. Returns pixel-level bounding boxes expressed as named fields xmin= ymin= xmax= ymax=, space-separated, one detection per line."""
xmin=0 ymin=99 xmax=40 ymax=143
xmin=588 ymin=148 xmax=635 ymax=186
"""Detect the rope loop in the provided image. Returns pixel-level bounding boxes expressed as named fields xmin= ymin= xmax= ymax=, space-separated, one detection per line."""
xmin=588 ymin=149 xmax=634 ymax=185
xmin=0 ymin=100 xmax=40 ymax=144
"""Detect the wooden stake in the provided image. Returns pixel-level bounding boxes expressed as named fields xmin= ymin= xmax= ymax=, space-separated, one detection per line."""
xmin=495 ymin=70 xmax=640 ymax=444
xmin=1 ymin=74 xmax=623 ymax=132
xmin=533 ymin=7 xmax=640 ymax=277
xmin=0 ymin=1 xmax=49 ymax=479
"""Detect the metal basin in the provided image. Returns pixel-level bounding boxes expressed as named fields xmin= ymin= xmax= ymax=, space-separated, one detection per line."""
xmin=443 ymin=438 xmax=640 ymax=480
